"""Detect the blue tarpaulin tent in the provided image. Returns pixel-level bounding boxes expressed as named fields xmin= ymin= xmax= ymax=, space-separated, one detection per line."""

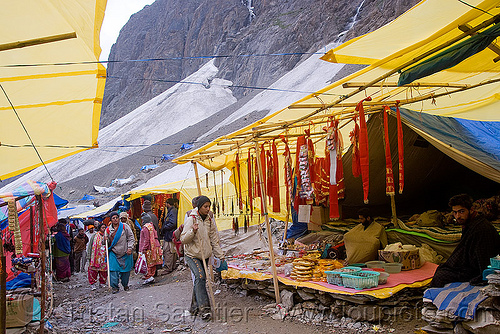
xmin=53 ymin=192 xmax=68 ymax=209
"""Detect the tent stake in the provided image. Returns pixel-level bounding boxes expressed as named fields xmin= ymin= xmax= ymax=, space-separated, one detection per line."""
xmin=255 ymin=142 xmax=281 ymax=304
xmin=37 ymin=195 xmax=46 ymax=334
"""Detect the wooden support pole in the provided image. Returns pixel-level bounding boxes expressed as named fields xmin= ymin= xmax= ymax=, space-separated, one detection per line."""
xmin=37 ymin=195 xmax=46 ymax=334
xmin=193 ymin=161 xmax=202 ymax=197
xmin=255 ymin=142 xmax=281 ymax=304
xmin=390 ymin=194 xmax=398 ymax=226
xmin=30 ymin=206 xmax=35 ymax=289
xmin=0 ymin=32 xmax=77 ymax=52
xmin=0 ymin=227 xmax=6 ymax=334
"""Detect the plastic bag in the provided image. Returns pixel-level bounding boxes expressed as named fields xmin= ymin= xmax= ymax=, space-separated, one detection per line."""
xmin=135 ymin=253 xmax=147 ymax=275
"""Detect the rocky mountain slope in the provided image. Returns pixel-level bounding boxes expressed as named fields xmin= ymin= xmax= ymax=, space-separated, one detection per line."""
xmin=101 ymin=0 xmax=420 ymax=127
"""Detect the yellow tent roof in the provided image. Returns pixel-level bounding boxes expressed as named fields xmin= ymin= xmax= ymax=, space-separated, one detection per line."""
xmin=0 ymin=0 xmax=107 ymax=180
xmin=173 ymin=0 xmax=500 ymax=172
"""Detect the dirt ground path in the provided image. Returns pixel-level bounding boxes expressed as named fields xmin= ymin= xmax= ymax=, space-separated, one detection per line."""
xmin=46 ymin=264 xmax=426 ymax=334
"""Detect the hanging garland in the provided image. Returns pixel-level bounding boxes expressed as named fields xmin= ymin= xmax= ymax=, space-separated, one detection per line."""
xmin=8 ymin=199 xmax=23 ymax=255
xmin=383 ymin=106 xmax=396 ymax=195
xmin=298 ymin=143 xmax=314 ymax=201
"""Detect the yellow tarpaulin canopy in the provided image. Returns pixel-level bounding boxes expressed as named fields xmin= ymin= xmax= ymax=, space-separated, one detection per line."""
xmin=0 ymin=0 xmax=107 ymax=180
xmin=173 ymin=0 xmax=500 ymax=178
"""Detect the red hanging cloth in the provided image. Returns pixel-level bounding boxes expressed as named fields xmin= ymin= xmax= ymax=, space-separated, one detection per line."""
xmin=383 ymin=106 xmax=395 ymax=195
xmin=260 ymin=143 xmax=267 ymax=195
xmin=247 ymin=150 xmax=253 ymax=219
xmin=266 ymin=145 xmax=274 ymax=204
xmin=280 ymin=135 xmax=293 ymax=208
xmin=355 ymin=97 xmax=371 ymax=204
xmin=235 ymin=153 xmax=243 ymax=211
xmin=271 ymin=140 xmax=280 ymax=213
xmin=396 ymin=102 xmax=405 ymax=194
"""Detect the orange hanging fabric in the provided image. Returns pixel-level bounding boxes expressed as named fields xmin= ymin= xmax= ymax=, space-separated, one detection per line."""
xmin=355 ymin=97 xmax=371 ymax=204
xmin=271 ymin=140 xmax=280 ymax=213
xmin=235 ymin=153 xmax=243 ymax=211
xmin=396 ymin=102 xmax=404 ymax=194
xmin=247 ymin=150 xmax=253 ymax=219
xmin=383 ymin=106 xmax=395 ymax=195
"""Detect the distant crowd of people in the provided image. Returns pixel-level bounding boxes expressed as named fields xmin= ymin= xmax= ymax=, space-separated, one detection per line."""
xmin=51 ymin=195 xmax=224 ymax=320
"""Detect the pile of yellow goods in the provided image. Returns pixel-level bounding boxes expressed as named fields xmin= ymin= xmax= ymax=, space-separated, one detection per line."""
xmin=312 ymin=259 xmax=344 ymax=282
xmin=290 ymin=252 xmax=321 ymax=281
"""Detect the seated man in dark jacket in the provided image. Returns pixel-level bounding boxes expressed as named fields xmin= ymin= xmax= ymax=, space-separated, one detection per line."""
xmin=430 ymin=194 xmax=500 ymax=287
xmin=161 ymin=198 xmax=179 ymax=273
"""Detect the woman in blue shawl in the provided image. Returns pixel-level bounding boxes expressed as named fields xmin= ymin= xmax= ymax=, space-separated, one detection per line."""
xmin=53 ymin=221 xmax=71 ymax=282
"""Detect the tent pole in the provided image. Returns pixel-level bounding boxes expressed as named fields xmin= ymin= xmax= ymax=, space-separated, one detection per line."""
xmin=37 ymin=195 xmax=46 ymax=334
xmin=30 ymin=206 xmax=35 ymax=289
xmin=255 ymin=142 xmax=281 ymax=304
xmin=390 ymin=194 xmax=398 ymax=225
xmin=192 ymin=161 xmax=202 ymax=197
xmin=0 ymin=227 xmax=6 ymax=334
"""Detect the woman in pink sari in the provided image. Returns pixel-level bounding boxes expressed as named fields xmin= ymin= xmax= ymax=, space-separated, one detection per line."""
xmin=88 ymin=223 xmax=108 ymax=290
xmin=139 ymin=212 xmax=163 ymax=284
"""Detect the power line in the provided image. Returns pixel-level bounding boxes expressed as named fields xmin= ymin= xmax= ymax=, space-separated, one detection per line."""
xmin=1 ymin=51 xmax=325 ymax=68
xmin=0 ymin=84 xmax=54 ymax=181
xmin=106 ymin=75 xmax=341 ymax=96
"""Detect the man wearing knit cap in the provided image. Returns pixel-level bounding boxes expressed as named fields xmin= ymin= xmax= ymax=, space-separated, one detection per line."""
xmin=142 ymin=200 xmax=159 ymax=234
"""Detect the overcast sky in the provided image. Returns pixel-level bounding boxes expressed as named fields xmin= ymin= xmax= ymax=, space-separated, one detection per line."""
xmin=100 ymin=0 xmax=155 ymax=62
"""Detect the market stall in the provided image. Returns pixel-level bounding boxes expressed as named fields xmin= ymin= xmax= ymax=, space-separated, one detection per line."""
xmin=0 ymin=181 xmax=58 ymax=333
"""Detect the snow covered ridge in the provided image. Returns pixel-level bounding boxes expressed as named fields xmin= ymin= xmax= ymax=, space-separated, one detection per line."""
xmin=0 ymin=60 xmax=236 ymax=193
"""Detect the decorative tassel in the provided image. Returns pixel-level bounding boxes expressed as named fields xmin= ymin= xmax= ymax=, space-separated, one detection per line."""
xmin=236 ymin=153 xmax=243 ymax=211
xmin=244 ymin=215 xmax=248 ymax=233
xmin=221 ymin=170 xmax=225 ymax=214
xmin=213 ymin=171 xmax=219 ymax=216
xmin=205 ymin=173 xmax=209 ymax=189
xmin=247 ymin=151 xmax=253 ymax=220
xmin=383 ymin=106 xmax=395 ymax=195
xmin=356 ymin=97 xmax=371 ymax=204
xmin=396 ymin=102 xmax=405 ymax=194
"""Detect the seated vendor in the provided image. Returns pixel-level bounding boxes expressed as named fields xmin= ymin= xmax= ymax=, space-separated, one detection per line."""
xmin=430 ymin=194 xmax=500 ymax=287
xmin=343 ymin=208 xmax=388 ymax=264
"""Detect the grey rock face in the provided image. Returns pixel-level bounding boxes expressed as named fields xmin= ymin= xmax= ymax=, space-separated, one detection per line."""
xmin=100 ymin=0 xmax=419 ymax=127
